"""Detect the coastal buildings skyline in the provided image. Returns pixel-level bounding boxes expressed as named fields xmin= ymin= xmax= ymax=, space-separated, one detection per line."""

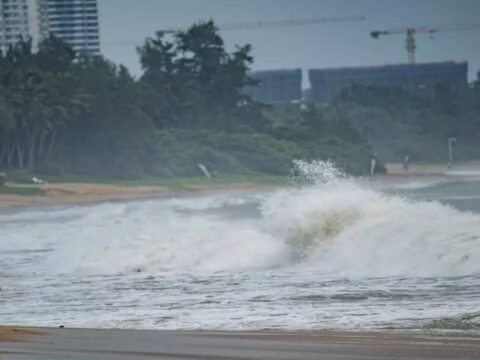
xmin=245 ymin=61 xmax=468 ymax=103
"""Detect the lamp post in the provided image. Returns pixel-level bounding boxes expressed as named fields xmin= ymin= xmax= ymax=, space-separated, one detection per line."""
xmin=448 ymin=137 xmax=457 ymax=169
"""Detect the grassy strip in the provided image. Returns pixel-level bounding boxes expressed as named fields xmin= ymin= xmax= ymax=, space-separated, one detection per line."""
xmin=5 ymin=171 xmax=287 ymax=190
xmin=0 ymin=186 xmax=46 ymax=196
xmin=118 ymin=174 xmax=288 ymax=190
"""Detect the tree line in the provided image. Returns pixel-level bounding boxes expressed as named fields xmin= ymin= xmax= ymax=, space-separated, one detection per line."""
xmin=0 ymin=21 xmax=377 ymax=178
xmin=334 ymin=82 xmax=480 ymax=162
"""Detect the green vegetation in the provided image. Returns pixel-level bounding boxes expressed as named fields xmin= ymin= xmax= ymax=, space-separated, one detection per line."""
xmin=6 ymin=169 xmax=286 ymax=189
xmin=117 ymin=174 xmax=287 ymax=190
xmin=269 ymin=82 xmax=480 ymax=165
xmin=1 ymin=21 xmax=479 ymax=182
xmin=0 ymin=185 xmax=45 ymax=196
xmin=0 ymin=21 xmax=378 ymax=181
xmin=335 ymin=83 xmax=480 ymax=163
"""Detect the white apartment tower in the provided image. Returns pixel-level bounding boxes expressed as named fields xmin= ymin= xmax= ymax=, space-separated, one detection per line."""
xmin=0 ymin=0 xmax=99 ymax=54
xmin=46 ymin=0 xmax=100 ymax=54
xmin=0 ymin=0 xmax=47 ymax=52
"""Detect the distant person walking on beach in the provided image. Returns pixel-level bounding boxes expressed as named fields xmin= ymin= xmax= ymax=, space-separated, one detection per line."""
xmin=0 ymin=172 xmax=7 ymax=186
xmin=402 ymin=155 xmax=409 ymax=174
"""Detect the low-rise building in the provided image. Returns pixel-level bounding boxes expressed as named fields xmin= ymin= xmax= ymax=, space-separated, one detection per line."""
xmin=244 ymin=68 xmax=302 ymax=103
xmin=308 ymin=61 xmax=468 ymax=103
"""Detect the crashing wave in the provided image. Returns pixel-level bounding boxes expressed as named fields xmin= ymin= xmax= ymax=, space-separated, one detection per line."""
xmin=2 ymin=160 xmax=480 ymax=277
xmin=263 ymin=161 xmax=480 ymax=276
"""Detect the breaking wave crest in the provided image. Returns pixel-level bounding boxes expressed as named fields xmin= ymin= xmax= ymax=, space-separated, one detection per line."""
xmin=264 ymin=160 xmax=480 ymax=276
xmin=3 ymin=161 xmax=480 ymax=277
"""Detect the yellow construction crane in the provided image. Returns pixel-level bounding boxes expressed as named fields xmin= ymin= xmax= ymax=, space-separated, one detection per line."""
xmin=371 ymin=23 xmax=480 ymax=64
xmin=103 ymin=16 xmax=365 ymax=46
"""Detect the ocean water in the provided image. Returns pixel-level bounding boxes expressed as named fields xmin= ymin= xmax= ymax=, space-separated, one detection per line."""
xmin=1 ymin=161 xmax=480 ymax=332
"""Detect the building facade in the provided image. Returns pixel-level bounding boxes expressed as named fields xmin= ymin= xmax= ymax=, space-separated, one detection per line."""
xmin=0 ymin=0 xmax=99 ymax=54
xmin=46 ymin=0 xmax=100 ymax=54
xmin=309 ymin=61 xmax=468 ymax=103
xmin=243 ymin=68 xmax=302 ymax=104
xmin=0 ymin=0 xmax=47 ymax=52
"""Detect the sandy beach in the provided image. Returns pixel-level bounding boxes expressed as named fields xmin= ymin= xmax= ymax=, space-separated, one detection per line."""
xmin=0 ymin=182 xmax=176 ymax=209
xmin=0 ymin=181 xmax=274 ymax=210
xmin=2 ymin=161 xmax=480 ymax=211
xmin=0 ymin=326 xmax=479 ymax=359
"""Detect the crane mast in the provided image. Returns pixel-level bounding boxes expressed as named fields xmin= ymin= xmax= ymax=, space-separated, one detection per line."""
xmin=406 ymin=29 xmax=416 ymax=64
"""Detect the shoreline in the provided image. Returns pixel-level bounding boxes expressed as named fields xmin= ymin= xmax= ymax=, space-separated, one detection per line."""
xmin=0 ymin=181 xmax=276 ymax=211
xmin=1 ymin=326 xmax=479 ymax=359
xmin=1 ymin=161 xmax=479 ymax=211
xmin=385 ymin=160 xmax=480 ymax=176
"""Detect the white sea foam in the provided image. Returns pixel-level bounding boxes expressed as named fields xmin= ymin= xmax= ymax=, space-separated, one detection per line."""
xmin=384 ymin=178 xmax=449 ymax=190
xmin=445 ymin=169 xmax=480 ymax=177
xmin=263 ymin=161 xmax=480 ymax=277
xmin=2 ymin=160 xmax=479 ymax=278
xmin=1 ymin=161 xmax=480 ymax=331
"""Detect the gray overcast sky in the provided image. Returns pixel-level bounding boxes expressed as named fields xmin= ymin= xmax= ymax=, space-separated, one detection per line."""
xmin=98 ymin=0 xmax=480 ymax=86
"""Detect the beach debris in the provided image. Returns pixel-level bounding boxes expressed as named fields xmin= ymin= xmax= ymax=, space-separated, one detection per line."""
xmin=32 ymin=177 xmax=47 ymax=184
xmin=198 ymin=164 xmax=212 ymax=178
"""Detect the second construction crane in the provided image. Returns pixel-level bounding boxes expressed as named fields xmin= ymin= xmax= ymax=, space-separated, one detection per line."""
xmin=371 ymin=23 xmax=480 ymax=64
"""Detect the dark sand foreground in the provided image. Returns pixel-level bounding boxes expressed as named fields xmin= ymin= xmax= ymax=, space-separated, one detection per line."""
xmin=0 ymin=326 xmax=479 ymax=359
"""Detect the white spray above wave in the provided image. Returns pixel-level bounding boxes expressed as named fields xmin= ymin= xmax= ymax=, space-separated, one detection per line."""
xmin=2 ymin=161 xmax=480 ymax=277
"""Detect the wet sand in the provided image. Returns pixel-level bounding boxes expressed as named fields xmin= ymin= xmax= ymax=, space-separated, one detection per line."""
xmin=0 ymin=326 xmax=479 ymax=359
xmin=0 ymin=326 xmax=41 ymax=342
xmin=0 ymin=183 xmax=176 ymax=209
xmin=0 ymin=182 xmax=270 ymax=210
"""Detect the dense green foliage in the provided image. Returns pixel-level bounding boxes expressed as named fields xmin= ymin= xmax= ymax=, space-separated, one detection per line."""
xmin=335 ymin=83 xmax=480 ymax=162
xmin=0 ymin=184 xmax=45 ymax=196
xmin=271 ymin=82 xmax=480 ymax=164
xmin=0 ymin=22 xmax=377 ymax=178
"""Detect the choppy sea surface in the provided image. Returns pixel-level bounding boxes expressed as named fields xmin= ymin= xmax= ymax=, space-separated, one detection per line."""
xmin=1 ymin=162 xmax=480 ymax=332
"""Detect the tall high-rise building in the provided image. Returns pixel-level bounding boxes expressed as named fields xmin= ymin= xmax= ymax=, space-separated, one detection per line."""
xmin=0 ymin=0 xmax=47 ymax=52
xmin=0 ymin=0 xmax=99 ymax=54
xmin=46 ymin=0 xmax=100 ymax=54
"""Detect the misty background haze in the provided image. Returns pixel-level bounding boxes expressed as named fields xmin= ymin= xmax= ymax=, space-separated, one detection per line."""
xmin=3 ymin=2 xmax=480 ymax=353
